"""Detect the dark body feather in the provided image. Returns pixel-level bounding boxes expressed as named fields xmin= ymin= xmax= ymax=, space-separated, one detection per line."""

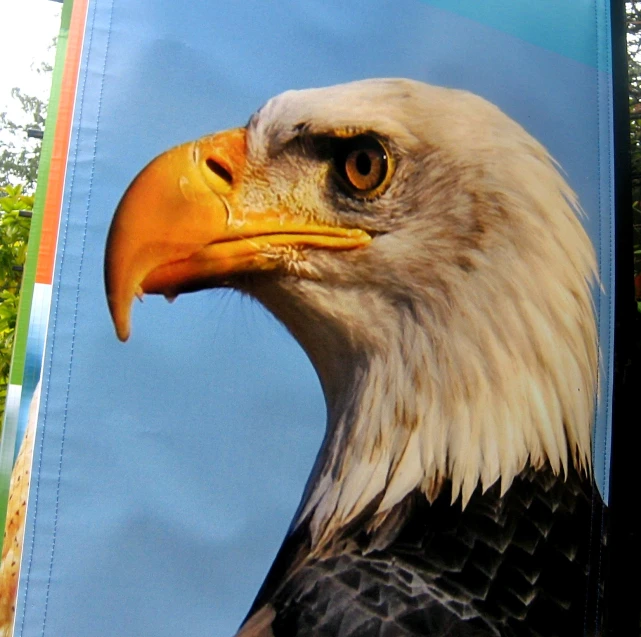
xmin=244 ymin=465 xmax=606 ymax=637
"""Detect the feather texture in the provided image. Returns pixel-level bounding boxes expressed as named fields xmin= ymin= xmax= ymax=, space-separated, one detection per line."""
xmin=248 ymin=466 xmax=604 ymax=637
xmin=229 ymin=79 xmax=603 ymax=635
xmin=242 ymin=80 xmax=598 ymax=546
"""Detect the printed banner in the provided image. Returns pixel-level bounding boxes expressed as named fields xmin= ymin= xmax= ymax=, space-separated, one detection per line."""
xmin=1 ymin=1 xmax=629 ymax=635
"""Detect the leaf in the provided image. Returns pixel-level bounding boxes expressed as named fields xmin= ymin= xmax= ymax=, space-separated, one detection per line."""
xmin=0 ymin=181 xmax=33 ymax=427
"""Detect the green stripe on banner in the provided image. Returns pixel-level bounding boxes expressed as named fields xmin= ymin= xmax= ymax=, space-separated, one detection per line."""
xmin=8 ymin=0 xmax=74 ymax=385
xmin=0 ymin=0 xmax=75 ymax=536
xmin=420 ymin=0 xmax=609 ymax=70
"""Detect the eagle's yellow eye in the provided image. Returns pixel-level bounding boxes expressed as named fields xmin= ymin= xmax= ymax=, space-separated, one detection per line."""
xmin=335 ymin=135 xmax=390 ymax=196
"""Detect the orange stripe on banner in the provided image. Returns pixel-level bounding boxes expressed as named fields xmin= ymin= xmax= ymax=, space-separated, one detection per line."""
xmin=36 ymin=0 xmax=90 ymax=285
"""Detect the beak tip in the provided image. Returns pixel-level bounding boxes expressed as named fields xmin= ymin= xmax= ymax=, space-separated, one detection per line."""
xmin=107 ymin=296 xmax=132 ymax=343
xmin=114 ymin=310 xmax=131 ymax=342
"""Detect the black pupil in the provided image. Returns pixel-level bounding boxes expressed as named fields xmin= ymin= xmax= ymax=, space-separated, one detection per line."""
xmin=355 ymin=151 xmax=372 ymax=176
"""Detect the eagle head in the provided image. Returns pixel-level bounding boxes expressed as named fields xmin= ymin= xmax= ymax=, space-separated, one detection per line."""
xmin=104 ymin=79 xmax=597 ymax=546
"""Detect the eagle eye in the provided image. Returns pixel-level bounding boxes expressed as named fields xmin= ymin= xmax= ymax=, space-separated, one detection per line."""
xmin=333 ymin=135 xmax=390 ymax=196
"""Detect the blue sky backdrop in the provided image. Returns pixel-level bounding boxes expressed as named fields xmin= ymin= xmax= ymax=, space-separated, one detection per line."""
xmin=17 ymin=1 xmax=614 ymax=636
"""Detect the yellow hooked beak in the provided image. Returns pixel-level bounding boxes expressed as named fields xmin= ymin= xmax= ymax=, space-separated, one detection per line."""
xmin=104 ymin=127 xmax=371 ymax=341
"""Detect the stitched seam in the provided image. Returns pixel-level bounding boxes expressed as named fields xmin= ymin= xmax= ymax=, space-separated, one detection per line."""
xmin=38 ymin=0 xmax=115 ymax=634
xmin=582 ymin=2 xmax=613 ymax=635
xmin=14 ymin=3 xmax=97 ymax=634
xmin=596 ymin=2 xmax=614 ymax=635
xmin=583 ymin=2 xmax=602 ymax=635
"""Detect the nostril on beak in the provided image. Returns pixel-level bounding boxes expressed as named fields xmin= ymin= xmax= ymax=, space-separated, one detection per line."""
xmin=205 ymin=158 xmax=233 ymax=186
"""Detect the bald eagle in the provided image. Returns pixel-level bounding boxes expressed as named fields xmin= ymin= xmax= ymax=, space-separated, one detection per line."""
xmin=104 ymin=79 xmax=605 ymax=636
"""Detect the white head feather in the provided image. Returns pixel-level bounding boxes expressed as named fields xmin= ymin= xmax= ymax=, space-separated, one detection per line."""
xmin=241 ymin=79 xmax=597 ymax=548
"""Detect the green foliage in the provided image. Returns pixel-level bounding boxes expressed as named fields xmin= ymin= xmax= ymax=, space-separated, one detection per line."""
xmin=0 ymin=184 xmax=32 ymax=426
xmin=0 ymin=88 xmax=47 ymax=192
xmin=0 ymin=54 xmax=51 ymax=428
